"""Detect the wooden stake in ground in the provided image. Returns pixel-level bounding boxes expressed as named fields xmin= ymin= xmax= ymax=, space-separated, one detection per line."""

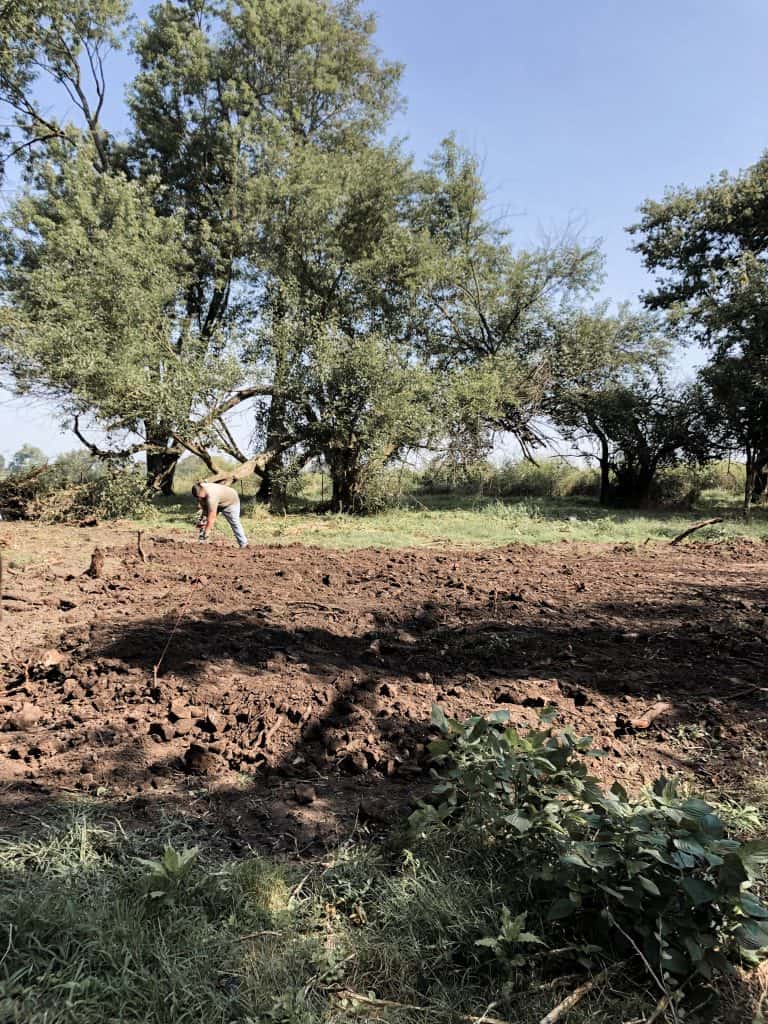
xmin=86 ymin=547 xmax=105 ymax=578
xmin=669 ymin=517 xmax=723 ymax=546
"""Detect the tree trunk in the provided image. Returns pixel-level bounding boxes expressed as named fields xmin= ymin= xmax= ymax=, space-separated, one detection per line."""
xmin=751 ymin=451 xmax=768 ymax=505
xmin=598 ymin=436 xmax=611 ymax=506
xmin=256 ymin=355 xmax=289 ymax=506
xmin=328 ymin=447 xmax=363 ymax=513
xmin=745 ymin=448 xmax=756 ymax=520
xmin=612 ymin=462 xmax=655 ymax=508
xmin=145 ymin=429 xmax=180 ymax=495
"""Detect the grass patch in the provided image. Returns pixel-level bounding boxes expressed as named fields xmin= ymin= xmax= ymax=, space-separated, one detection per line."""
xmin=0 ymin=805 xmax=664 ymax=1024
xmin=140 ymin=491 xmax=768 ymax=549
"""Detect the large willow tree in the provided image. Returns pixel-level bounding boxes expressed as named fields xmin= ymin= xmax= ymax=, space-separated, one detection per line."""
xmin=1 ymin=1 xmax=605 ymax=506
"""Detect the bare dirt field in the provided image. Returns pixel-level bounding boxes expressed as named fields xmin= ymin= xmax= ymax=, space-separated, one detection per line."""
xmin=2 ymin=525 xmax=767 ymax=851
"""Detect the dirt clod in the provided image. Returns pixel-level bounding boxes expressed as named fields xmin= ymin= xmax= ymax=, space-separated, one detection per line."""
xmin=6 ymin=703 xmax=43 ymax=731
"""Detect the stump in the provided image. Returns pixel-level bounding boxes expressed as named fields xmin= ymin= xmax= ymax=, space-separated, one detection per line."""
xmin=86 ymin=547 xmax=105 ymax=579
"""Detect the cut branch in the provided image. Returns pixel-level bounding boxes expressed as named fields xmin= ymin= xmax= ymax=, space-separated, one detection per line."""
xmin=538 ymin=968 xmax=610 ymax=1024
xmin=669 ymin=517 xmax=724 ymax=545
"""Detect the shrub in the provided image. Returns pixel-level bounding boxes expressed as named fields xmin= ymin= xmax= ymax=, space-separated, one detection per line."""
xmin=357 ymin=464 xmax=419 ymax=512
xmin=489 ymin=459 xmax=592 ymax=498
xmin=75 ymin=464 xmax=153 ymax=520
xmin=410 ymin=707 xmax=768 ymax=988
xmin=418 ymin=458 xmax=601 ymax=500
xmin=417 ymin=458 xmax=493 ymax=495
xmin=651 ymin=466 xmax=704 ymax=508
xmin=48 ymin=450 xmax=106 ymax=487
xmin=647 ymin=463 xmax=746 ymax=507
xmin=699 ymin=460 xmax=746 ymax=495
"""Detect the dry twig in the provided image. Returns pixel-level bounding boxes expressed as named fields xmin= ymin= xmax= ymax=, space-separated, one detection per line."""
xmin=538 ymin=967 xmax=610 ymax=1024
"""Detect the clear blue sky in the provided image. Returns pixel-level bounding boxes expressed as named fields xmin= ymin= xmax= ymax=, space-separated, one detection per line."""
xmin=3 ymin=0 xmax=768 ymax=459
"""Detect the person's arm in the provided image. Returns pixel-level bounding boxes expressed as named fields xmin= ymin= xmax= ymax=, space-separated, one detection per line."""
xmin=202 ymin=496 xmax=217 ymax=539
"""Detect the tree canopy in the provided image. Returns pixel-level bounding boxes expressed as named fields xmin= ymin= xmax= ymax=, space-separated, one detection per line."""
xmin=4 ymin=2 xmax=765 ymax=513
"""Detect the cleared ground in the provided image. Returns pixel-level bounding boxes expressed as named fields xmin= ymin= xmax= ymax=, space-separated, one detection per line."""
xmin=2 ymin=525 xmax=767 ymax=841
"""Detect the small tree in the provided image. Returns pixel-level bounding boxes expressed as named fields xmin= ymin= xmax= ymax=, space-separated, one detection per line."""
xmin=630 ymin=151 xmax=768 ymax=512
xmin=413 ymin=138 xmax=603 ymax=457
xmin=8 ymin=443 xmax=47 ymax=475
xmin=548 ymin=308 xmax=680 ymax=505
xmin=269 ymin=318 xmax=435 ymax=512
xmin=696 ymin=351 xmax=768 ymax=512
xmin=586 ymin=377 xmax=703 ymax=507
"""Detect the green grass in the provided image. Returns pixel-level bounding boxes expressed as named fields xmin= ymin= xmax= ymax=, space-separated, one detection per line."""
xmin=141 ymin=490 xmax=768 ymax=549
xmin=0 ymin=804 xmax=662 ymax=1024
xmin=2 ymin=793 xmax=763 ymax=1024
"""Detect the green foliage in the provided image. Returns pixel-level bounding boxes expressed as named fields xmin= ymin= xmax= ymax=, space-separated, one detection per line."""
xmin=650 ymin=465 xmax=705 ymax=508
xmin=74 ymin=464 xmax=153 ymax=520
xmin=546 ymin=308 xmax=710 ymax=507
xmin=474 ymin=907 xmax=545 ymax=967
xmin=0 ymin=811 xmax=321 ymax=1024
xmin=0 ymin=786 xmax=764 ymax=1023
xmin=7 ymin=443 xmax=46 ymax=475
xmin=136 ymin=844 xmax=200 ymax=907
xmin=631 ymin=153 xmax=768 ymax=500
xmin=413 ymin=138 xmax=603 ymax=460
xmin=0 ymin=0 xmax=129 ymax=180
xmin=0 ymin=151 xmax=241 ymax=437
xmin=47 ymin=449 xmax=106 ymax=487
xmin=411 ymin=706 xmax=768 ymax=986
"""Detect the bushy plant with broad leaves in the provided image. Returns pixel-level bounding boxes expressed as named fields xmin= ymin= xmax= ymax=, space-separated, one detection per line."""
xmin=136 ymin=844 xmax=200 ymax=907
xmin=410 ymin=706 xmax=768 ymax=987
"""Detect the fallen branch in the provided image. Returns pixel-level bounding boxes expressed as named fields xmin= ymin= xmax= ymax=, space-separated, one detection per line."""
xmin=1 ymin=592 xmax=39 ymax=604
xmin=261 ymin=713 xmax=287 ymax=749
xmin=538 ymin=967 xmax=610 ymax=1024
xmin=288 ymin=870 xmax=313 ymax=907
xmin=630 ymin=701 xmax=672 ymax=731
xmin=729 ymin=684 xmax=768 ymax=700
xmin=644 ymin=993 xmax=672 ymax=1024
xmin=337 ymin=990 xmax=513 ymax=1024
xmin=669 ymin=518 xmax=723 ymax=546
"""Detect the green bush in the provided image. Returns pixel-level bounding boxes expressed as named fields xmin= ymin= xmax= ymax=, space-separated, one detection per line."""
xmin=651 ymin=466 xmax=704 ymax=508
xmin=651 ymin=463 xmax=746 ymax=507
xmin=48 ymin=450 xmax=106 ymax=487
xmin=490 ymin=459 xmax=598 ymax=498
xmin=418 ymin=458 xmax=601 ymax=500
xmin=76 ymin=464 xmax=153 ymax=520
xmin=698 ymin=460 xmax=746 ymax=495
xmin=417 ymin=458 xmax=493 ymax=495
xmin=357 ymin=464 xmax=419 ymax=512
xmin=410 ymin=707 xmax=768 ymax=988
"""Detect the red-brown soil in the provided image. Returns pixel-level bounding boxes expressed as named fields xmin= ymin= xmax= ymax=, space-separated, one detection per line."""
xmin=1 ymin=534 xmax=767 ymax=850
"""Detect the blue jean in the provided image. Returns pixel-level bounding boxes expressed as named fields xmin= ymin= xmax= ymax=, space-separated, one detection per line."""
xmin=221 ymin=503 xmax=248 ymax=547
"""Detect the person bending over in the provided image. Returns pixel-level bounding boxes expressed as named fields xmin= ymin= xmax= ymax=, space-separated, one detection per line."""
xmin=192 ymin=481 xmax=248 ymax=548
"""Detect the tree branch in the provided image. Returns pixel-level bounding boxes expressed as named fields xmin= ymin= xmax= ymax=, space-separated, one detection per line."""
xmin=72 ymin=415 xmax=155 ymax=459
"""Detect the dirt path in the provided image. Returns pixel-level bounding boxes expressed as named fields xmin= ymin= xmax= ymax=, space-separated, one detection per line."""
xmin=1 ymin=532 xmax=767 ymax=849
